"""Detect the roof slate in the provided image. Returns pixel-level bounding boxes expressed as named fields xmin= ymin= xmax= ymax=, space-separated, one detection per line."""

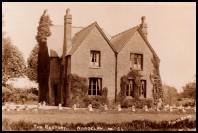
xmin=111 ymin=27 xmax=138 ymax=53
xmin=47 ymin=23 xmax=112 ymax=57
xmin=47 ymin=23 xmax=159 ymax=60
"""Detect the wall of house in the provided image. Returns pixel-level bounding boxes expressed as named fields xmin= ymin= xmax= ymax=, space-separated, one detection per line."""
xmin=117 ymin=31 xmax=154 ymax=99
xmin=70 ymin=27 xmax=116 ymax=100
xmin=49 ymin=57 xmax=61 ymax=105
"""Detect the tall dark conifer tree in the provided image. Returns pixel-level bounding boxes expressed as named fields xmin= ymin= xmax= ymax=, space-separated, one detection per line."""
xmin=36 ymin=10 xmax=52 ymax=103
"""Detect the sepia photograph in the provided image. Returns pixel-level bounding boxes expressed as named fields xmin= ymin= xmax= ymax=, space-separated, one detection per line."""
xmin=2 ymin=2 xmax=196 ymax=131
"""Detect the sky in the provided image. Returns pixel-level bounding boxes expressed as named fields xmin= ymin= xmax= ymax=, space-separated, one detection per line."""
xmin=2 ymin=2 xmax=196 ymax=92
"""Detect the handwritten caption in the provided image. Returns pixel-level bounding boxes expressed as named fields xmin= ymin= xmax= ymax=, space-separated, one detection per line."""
xmin=33 ymin=124 xmax=124 ymax=131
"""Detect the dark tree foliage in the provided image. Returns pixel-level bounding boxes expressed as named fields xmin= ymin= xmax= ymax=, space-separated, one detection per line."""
xmin=36 ymin=10 xmax=52 ymax=103
xmin=26 ymin=45 xmax=39 ymax=82
xmin=182 ymin=82 xmax=196 ymax=100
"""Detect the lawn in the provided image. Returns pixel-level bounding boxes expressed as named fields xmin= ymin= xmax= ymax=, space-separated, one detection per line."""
xmin=2 ymin=108 xmax=196 ymax=124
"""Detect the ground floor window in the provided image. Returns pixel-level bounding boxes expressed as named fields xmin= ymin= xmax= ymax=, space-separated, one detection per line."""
xmin=88 ymin=78 xmax=102 ymax=96
xmin=126 ymin=79 xmax=134 ymax=96
xmin=139 ymin=80 xmax=146 ymax=98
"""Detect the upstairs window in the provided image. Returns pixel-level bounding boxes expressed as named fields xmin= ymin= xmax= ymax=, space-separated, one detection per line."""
xmin=90 ymin=51 xmax=100 ymax=67
xmin=130 ymin=53 xmax=143 ymax=70
xmin=88 ymin=78 xmax=102 ymax=96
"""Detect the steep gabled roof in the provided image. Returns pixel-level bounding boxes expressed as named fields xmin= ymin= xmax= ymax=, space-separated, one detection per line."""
xmin=67 ymin=22 xmax=116 ymax=55
xmin=47 ymin=23 xmax=113 ymax=57
xmin=111 ymin=27 xmax=138 ymax=53
xmin=110 ymin=26 xmax=160 ymax=60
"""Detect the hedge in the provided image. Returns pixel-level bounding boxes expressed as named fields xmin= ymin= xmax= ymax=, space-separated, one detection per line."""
xmin=121 ymin=98 xmax=154 ymax=109
xmin=2 ymin=118 xmax=196 ymax=131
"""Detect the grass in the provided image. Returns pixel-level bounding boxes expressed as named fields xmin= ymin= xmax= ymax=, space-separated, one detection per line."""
xmin=2 ymin=108 xmax=196 ymax=124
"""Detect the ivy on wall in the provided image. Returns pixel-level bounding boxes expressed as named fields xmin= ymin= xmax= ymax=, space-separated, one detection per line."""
xmin=118 ymin=70 xmax=143 ymax=103
xmin=66 ymin=74 xmax=109 ymax=108
xmin=150 ymin=55 xmax=163 ymax=105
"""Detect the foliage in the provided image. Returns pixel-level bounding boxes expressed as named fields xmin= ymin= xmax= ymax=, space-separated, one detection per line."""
xmin=182 ymin=101 xmax=195 ymax=107
xmin=118 ymin=70 xmax=143 ymax=103
xmin=117 ymin=75 xmax=127 ymax=104
xmin=26 ymin=45 xmax=39 ymax=82
xmin=181 ymin=82 xmax=196 ymax=100
xmin=36 ymin=10 xmax=52 ymax=103
xmin=67 ymin=74 xmax=109 ymax=108
xmin=36 ymin=9 xmax=52 ymax=43
xmin=150 ymin=55 xmax=163 ymax=105
xmin=121 ymin=98 xmax=154 ymax=109
xmin=2 ymin=118 xmax=196 ymax=131
xmin=67 ymin=74 xmax=88 ymax=107
xmin=162 ymin=84 xmax=178 ymax=106
xmin=2 ymin=36 xmax=25 ymax=85
xmin=83 ymin=94 xmax=108 ymax=109
xmin=2 ymin=85 xmax=38 ymax=104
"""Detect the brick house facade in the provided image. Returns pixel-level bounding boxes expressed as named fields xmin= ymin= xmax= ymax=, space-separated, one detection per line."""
xmin=46 ymin=9 xmax=161 ymax=106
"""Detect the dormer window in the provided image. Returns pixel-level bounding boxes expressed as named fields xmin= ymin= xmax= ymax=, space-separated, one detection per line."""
xmin=90 ymin=51 xmax=100 ymax=67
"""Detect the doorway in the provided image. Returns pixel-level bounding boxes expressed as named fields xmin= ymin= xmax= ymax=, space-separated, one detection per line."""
xmin=54 ymin=84 xmax=59 ymax=106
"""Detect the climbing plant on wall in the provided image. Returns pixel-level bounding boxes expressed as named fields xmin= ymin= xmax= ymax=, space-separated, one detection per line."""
xmin=118 ymin=70 xmax=143 ymax=103
xmin=150 ymin=55 xmax=163 ymax=105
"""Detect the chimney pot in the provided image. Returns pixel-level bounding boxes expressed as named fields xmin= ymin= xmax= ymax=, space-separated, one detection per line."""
xmin=141 ymin=16 xmax=146 ymax=24
xmin=66 ymin=8 xmax=70 ymax=15
xmin=63 ymin=8 xmax=72 ymax=56
xmin=140 ymin=16 xmax=148 ymax=38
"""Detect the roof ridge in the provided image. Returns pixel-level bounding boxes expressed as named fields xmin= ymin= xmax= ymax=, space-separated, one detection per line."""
xmin=111 ymin=26 xmax=138 ymax=38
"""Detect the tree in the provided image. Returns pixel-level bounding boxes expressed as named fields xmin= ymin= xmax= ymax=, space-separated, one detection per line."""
xmin=181 ymin=82 xmax=196 ymax=100
xmin=26 ymin=45 xmax=39 ymax=82
xmin=2 ymin=15 xmax=25 ymax=85
xmin=36 ymin=9 xmax=52 ymax=103
xmin=162 ymin=84 xmax=178 ymax=105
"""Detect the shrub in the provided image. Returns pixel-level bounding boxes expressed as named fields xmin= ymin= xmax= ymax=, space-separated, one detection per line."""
xmin=2 ymin=85 xmax=38 ymax=104
xmin=121 ymin=98 xmax=154 ymax=109
xmin=30 ymin=88 xmax=38 ymax=96
xmin=182 ymin=101 xmax=195 ymax=107
xmin=83 ymin=95 xmax=108 ymax=109
xmin=27 ymin=93 xmax=38 ymax=101
xmin=2 ymin=118 xmax=196 ymax=131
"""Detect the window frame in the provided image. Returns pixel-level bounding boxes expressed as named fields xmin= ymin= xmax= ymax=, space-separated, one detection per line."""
xmin=130 ymin=53 xmax=143 ymax=70
xmin=90 ymin=51 xmax=101 ymax=68
xmin=88 ymin=78 xmax=102 ymax=96
xmin=139 ymin=80 xmax=146 ymax=98
xmin=126 ymin=79 xmax=134 ymax=97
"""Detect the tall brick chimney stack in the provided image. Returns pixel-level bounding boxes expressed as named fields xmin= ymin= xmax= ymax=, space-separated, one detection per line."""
xmin=140 ymin=16 xmax=148 ymax=38
xmin=63 ymin=8 xmax=72 ymax=56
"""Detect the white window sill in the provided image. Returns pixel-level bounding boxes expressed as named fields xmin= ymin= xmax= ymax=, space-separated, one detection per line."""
xmin=89 ymin=66 xmax=101 ymax=69
xmin=126 ymin=96 xmax=133 ymax=99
